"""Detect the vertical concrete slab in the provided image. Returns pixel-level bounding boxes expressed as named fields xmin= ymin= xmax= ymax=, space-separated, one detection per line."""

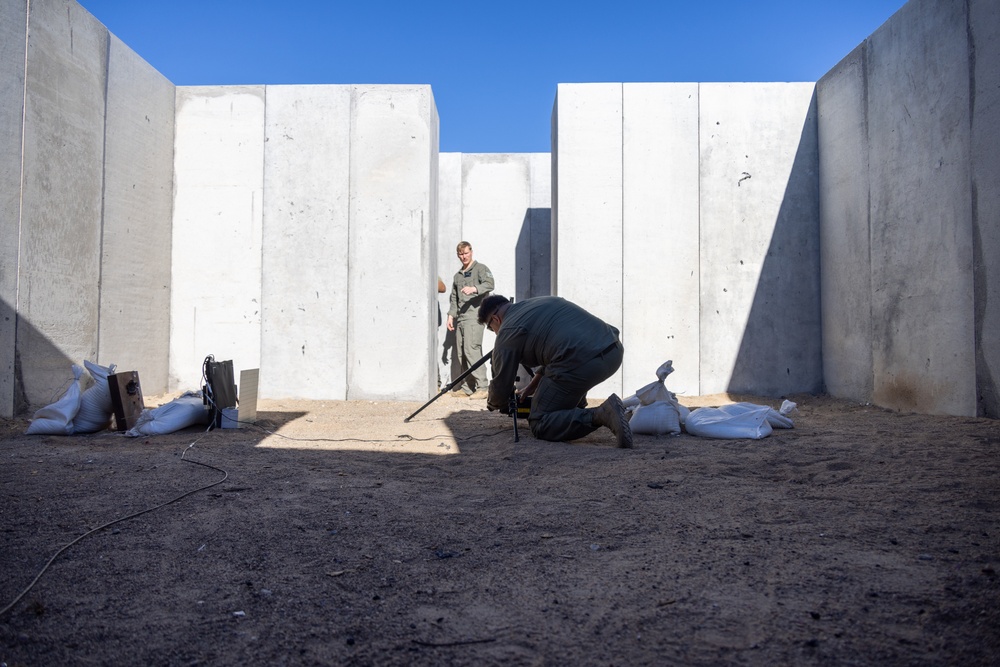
xmin=98 ymin=35 xmax=175 ymax=395
xmin=261 ymin=85 xmax=351 ymax=399
xmin=0 ymin=0 xmax=26 ymax=417
xmin=347 ymin=85 xmax=437 ymax=400
xmin=527 ymin=153 xmax=552 ymax=299
xmin=622 ymin=83 xmax=700 ymax=398
xmin=437 ymin=152 xmax=463 ymax=387
xmin=18 ymin=0 xmax=107 ymax=407
xmin=460 ymin=153 xmax=532 ymax=379
xmin=971 ymin=0 xmax=1000 ymax=417
xmin=462 ymin=154 xmax=530 ymax=302
xmin=552 ymin=83 xmax=624 ymax=398
xmin=171 ymin=86 xmax=264 ymax=393
xmin=867 ymin=0 xmax=976 ymax=415
xmin=699 ymin=82 xmax=821 ymax=396
xmin=817 ymin=45 xmax=874 ymax=404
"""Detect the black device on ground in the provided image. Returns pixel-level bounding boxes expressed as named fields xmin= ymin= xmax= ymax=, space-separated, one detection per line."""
xmin=203 ymin=356 xmax=237 ymax=428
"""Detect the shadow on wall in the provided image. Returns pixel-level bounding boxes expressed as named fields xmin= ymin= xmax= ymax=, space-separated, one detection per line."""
xmin=729 ymin=93 xmax=824 ymax=396
xmin=515 ymin=207 xmax=553 ymax=301
xmin=2 ymin=297 xmax=77 ymax=416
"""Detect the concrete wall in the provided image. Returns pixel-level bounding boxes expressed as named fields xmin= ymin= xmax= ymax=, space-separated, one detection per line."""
xmin=16 ymin=0 xmax=107 ymax=409
xmin=261 ymin=85 xmax=351 ymax=400
xmin=347 ymin=85 xmax=438 ymax=400
xmin=0 ymin=0 xmax=27 ymax=417
xmin=436 ymin=152 xmax=551 ymax=387
xmin=552 ymin=84 xmax=624 ymax=399
xmin=970 ymin=0 xmax=1000 ymax=418
xmin=97 ymin=35 xmax=175 ymax=392
xmin=699 ymin=83 xmax=821 ymax=397
xmin=172 ymin=84 xmax=439 ymax=401
xmin=0 ymin=0 xmax=174 ymax=417
xmin=818 ymin=0 xmax=998 ymax=417
xmin=171 ymin=86 xmax=265 ymax=394
xmin=552 ymin=82 xmax=821 ymax=400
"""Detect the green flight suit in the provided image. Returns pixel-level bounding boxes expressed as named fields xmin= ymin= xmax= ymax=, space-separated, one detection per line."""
xmin=448 ymin=261 xmax=494 ymax=393
xmin=486 ymin=296 xmax=623 ymax=441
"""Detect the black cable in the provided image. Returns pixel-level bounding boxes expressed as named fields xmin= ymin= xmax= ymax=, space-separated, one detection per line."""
xmin=0 ymin=436 xmax=228 ymax=618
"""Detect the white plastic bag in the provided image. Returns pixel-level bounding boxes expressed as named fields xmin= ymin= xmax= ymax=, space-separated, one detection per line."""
xmin=73 ymin=360 xmax=117 ymax=433
xmin=629 ymin=401 xmax=681 ymax=436
xmin=26 ymin=365 xmax=84 ymax=435
xmin=125 ymin=392 xmax=210 ymax=437
xmin=623 ymin=360 xmax=689 ymax=434
xmin=684 ymin=400 xmax=797 ymax=439
xmin=684 ymin=404 xmax=774 ymax=439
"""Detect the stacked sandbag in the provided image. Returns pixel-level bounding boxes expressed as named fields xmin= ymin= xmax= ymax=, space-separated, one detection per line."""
xmin=125 ymin=392 xmax=211 ymax=437
xmin=684 ymin=400 xmax=797 ymax=440
xmin=622 ymin=360 xmax=688 ymax=436
xmin=73 ymin=360 xmax=117 ymax=433
xmin=25 ymin=365 xmax=84 ymax=435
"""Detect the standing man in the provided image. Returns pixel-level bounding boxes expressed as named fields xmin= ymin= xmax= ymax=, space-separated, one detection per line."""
xmin=477 ymin=294 xmax=633 ymax=448
xmin=447 ymin=241 xmax=494 ymax=397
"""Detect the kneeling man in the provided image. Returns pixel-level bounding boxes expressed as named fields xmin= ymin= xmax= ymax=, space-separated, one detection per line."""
xmin=478 ymin=295 xmax=632 ymax=448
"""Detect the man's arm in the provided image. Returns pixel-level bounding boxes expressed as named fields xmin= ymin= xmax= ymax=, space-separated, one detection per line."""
xmin=448 ymin=274 xmax=460 ymax=318
xmin=476 ymin=263 xmax=495 ymax=294
xmin=487 ymin=344 xmax=521 ymax=413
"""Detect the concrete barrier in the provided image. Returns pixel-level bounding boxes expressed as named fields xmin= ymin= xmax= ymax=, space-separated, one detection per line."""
xmin=98 ymin=35 xmax=175 ymax=394
xmin=436 ymin=153 xmax=552 ymax=388
xmin=261 ymin=85 xmax=351 ymax=400
xmin=818 ymin=0 xmax=998 ymax=416
xmin=4 ymin=0 xmax=996 ymax=419
xmin=171 ymin=86 xmax=266 ymax=395
xmin=17 ymin=0 xmax=107 ymax=409
xmin=347 ymin=85 xmax=438 ymax=400
xmin=552 ymin=82 xmax=821 ymax=400
xmin=0 ymin=0 xmax=27 ymax=417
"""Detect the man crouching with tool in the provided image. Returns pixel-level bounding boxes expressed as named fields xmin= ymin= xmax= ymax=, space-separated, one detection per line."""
xmin=478 ymin=294 xmax=633 ymax=448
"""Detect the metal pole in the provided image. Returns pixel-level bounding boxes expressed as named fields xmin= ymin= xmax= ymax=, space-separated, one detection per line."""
xmin=403 ymin=350 xmax=493 ymax=422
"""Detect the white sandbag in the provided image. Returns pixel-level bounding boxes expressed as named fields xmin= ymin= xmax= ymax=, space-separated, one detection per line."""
xmin=629 ymin=401 xmax=681 ymax=436
xmin=26 ymin=365 xmax=84 ymax=435
xmin=73 ymin=360 xmax=117 ymax=433
xmin=684 ymin=404 xmax=774 ymax=440
xmin=125 ymin=392 xmax=211 ymax=437
xmin=722 ymin=402 xmax=796 ymax=429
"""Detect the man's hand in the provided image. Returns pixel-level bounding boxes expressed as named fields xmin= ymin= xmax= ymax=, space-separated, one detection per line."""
xmin=461 ymin=286 xmax=478 ymax=296
xmin=447 ymin=314 xmax=455 ymax=331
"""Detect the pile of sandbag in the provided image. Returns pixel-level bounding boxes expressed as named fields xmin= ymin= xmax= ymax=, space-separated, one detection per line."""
xmin=622 ymin=360 xmax=797 ymax=439
xmin=25 ymin=361 xmax=118 ymax=435
xmin=124 ymin=391 xmax=211 ymax=437
xmin=622 ymin=360 xmax=688 ymax=436
xmin=684 ymin=400 xmax=797 ymax=439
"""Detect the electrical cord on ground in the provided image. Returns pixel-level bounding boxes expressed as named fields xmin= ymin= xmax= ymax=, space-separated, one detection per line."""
xmin=0 ymin=435 xmax=228 ymax=619
xmin=239 ymin=419 xmax=511 ymax=444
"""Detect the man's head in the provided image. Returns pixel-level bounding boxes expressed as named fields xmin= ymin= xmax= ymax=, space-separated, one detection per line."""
xmin=478 ymin=294 xmax=510 ymax=331
xmin=456 ymin=241 xmax=473 ymax=269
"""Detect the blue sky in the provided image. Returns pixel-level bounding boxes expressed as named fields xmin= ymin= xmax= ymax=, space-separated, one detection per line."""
xmin=77 ymin=0 xmax=908 ymax=153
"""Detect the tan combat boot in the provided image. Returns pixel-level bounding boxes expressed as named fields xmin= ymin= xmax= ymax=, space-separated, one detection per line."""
xmin=591 ymin=393 xmax=633 ymax=449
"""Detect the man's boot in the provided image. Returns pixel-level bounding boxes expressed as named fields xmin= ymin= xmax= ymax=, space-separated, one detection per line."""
xmin=591 ymin=394 xmax=633 ymax=449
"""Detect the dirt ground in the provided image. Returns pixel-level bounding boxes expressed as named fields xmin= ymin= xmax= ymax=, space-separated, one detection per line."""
xmin=1 ymin=391 xmax=999 ymax=666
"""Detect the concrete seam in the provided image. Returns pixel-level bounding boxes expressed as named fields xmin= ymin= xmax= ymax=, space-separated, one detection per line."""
xmin=696 ymin=82 xmax=702 ymax=396
xmin=96 ymin=26 xmax=111 ymax=363
xmin=346 ymin=86 xmax=354 ymax=399
xmin=16 ymin=0 xmax=30 ymax=329
xmin=863 ymin=39 xmax=874 ymax=399
xmin=260 ymin=85 xmax=268 ymax=375
xmin=620 ymin=82 xmax=624 ymax=383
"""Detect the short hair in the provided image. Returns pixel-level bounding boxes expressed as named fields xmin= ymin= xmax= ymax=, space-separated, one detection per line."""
xmin=456 ymin=241 xmax=472 ymax=252
xmin=478 ymin=294 xmax=509 ymax=325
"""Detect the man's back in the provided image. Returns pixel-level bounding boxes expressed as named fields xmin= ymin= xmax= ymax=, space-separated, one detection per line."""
xmin=499 ymin=296 xmax=619 ymax=372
